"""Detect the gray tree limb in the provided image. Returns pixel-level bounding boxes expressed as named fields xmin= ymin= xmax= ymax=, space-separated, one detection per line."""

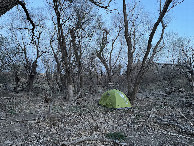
xmin=0 ymin=0 xmax=35 ymax=41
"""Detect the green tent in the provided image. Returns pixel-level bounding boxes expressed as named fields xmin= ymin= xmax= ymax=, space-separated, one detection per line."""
xmin=99 ymin=89 xmax=132 ymax=108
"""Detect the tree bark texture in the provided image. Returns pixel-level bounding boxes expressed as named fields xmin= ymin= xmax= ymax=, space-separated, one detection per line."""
xmin=27 ymin=60 xmax=37 ymax=92
xmin=97 ymin=30 xmax=112 ymax=84
xmin=123 ymin=0 xmax=134 ymax=99
xmin=53 ymin=0 xmax=73 ymax=100
xmin=70 ymin=28 xmax=83 ymax=93
xmin=53 ymin=0 xmax=69 ymax=91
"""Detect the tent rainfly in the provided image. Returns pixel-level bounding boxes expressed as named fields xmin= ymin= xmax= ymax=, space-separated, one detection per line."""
xmin=99 ymin=89 xmax=132 ymax=109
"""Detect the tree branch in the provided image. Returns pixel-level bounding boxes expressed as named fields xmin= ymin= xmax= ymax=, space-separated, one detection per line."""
xmin=18 ymin=0 xmax=35 ymax=41
xmin=109 ymin=27 xmax=122 ymax=72
xmin=149 ymin=20 xmax=166 ymax=63
xmin=89 ymin=0 xmax=112 ymax=9
xmin=0 ymin=0 xmax=18 ymax=17
xmin=139 ymin=0 xmax=172 ymax=76
xmin=167 ymin=0 xmax=185 ymax=12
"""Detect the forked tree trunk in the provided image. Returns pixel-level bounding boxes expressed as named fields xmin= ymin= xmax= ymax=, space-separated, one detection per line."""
xmin=123 ymin=0 xmax=173 ymax=104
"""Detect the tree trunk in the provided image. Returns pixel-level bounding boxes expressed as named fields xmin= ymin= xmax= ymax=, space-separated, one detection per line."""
xmin=68 ymin=84 xmax=74 ymax=101
xmin=130 ymin=0 xmax=173 ymax=103
xmin=123 ymin=0 xmax=172 ymax=104
xmin=55 ymin=72 xmax=63 ymax=92
xmin=66 ymin=67 xmax=73 ymax=101
xmin=77 ymin=60 xmax=83 ymax=93
xmin=123 ymin=0 xmax=134 ymax=100
xmin=70 ymin=28 xmax=83 ymax=93
xmin=130 ymin=75 xmax=140 ymax=104
xmin=78 ymin=70 xmax=83 ymax=92
xmin=27 ymin=61 xmax=37 ymax=92
xmin=27 ymin=75 xmax=35 ymax=92
xmin=127 ymin=53 xmax=134 ymax=100
xmin=14 ymin=71 xmax=20 ymax=93
xmin=107 ymin=71 xmax=112 ymax=83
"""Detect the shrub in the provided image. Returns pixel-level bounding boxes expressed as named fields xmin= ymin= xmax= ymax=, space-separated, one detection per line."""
xmin=105 ymin=132 xmax=126 ymax=141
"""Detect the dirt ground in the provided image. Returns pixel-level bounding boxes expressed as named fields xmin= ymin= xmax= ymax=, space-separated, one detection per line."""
xmin=0 ymin=89 xmax=194 ymax=146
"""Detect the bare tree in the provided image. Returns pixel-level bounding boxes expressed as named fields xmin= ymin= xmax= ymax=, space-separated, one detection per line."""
xmin=51 ymin=0 xmax=73 ymax=99
xmin=123 ymin=0 xmax=184 ymax=103
xmin=49 ymin=0 xmax=101 ymax=99
xmin=96 ymin=27 xmax=123 ymax=84
xmin=5 ymin=8 xmax=47 ymax=92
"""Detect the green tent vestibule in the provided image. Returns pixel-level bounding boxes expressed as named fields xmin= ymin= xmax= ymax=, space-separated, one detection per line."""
xmin=99 ymin=89 xmax=132 ymax=109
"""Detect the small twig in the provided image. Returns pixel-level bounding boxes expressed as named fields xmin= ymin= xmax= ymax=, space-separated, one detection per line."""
xmin=177 ymin=108 xmax=193 ymax=126
xmin=72 ymin=91 xmax=82 ymax=102
xmin=167 ymin=0 xmax=185 ymax=13
xmin=147 ymin=108 xmax=156 ymax=122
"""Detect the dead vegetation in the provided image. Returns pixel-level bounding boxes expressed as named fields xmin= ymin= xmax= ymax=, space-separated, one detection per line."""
xmin=0 ymin=88 xmax=193 ymax=145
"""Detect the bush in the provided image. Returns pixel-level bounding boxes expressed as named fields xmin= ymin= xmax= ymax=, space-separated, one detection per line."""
xmin=105 ymin=132 xmax=126 ymax=141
